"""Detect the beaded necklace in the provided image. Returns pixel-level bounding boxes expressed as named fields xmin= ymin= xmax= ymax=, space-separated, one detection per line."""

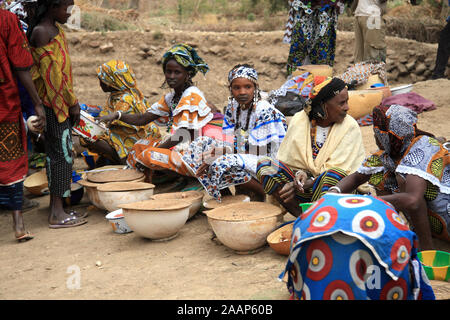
xmin=166 ymin=91 xmax=183 ymax=133
xmin=234 ymin=102 xmax=254 ymax=152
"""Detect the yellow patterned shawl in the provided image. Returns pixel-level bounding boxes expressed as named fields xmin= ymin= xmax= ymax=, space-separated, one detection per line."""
xmin=31 ymin=23 xmax=77 ymax=123
xmin=97 ymin=59 xmax=160 ymax=159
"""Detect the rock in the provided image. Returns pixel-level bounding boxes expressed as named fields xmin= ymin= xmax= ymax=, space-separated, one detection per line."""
xmin=69 ymin=36 xmax=81 ymax=45
xmin=417 ymin=53 xmax=426 ymax=62
xmin=88 ymin=40 xmax=100 ymax=49
xmin=260 ymin=56 xmax=269 ymax=63
xmin=140 ymin=45 xmax=150 ymax=53
xmin=100 ymin=42 xmax=114 ymax=54
xmin=386 ymin=49 xmax=396 ymax=56
xmin=209 ymin=45 xmax=222 ymax=55
xmin=410 ymin=73 xmax=417 ymax=83
xmin=389 ymin=68 xmax=400 ymax=81
xmin=406 ymin=60 xmax=415 ymax=72
xmin=424 ymin=57 xmax=435 ymax=67
xmin=269 ymin=55 xmax=286 ymax=65
xmin=407 ymin=49 xmax=416 ymax=57
xmin=414 ymin=63 xmax=427 ymax=75
xmin=398 ymin=63 xmax=408 ymax=76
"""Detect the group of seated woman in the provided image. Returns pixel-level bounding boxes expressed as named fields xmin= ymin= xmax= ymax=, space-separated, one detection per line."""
xmin=82 ymin=43 xmax=449 ymax=254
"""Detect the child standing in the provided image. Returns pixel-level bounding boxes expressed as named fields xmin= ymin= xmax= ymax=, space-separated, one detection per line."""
xmin=28 ymin=0 xmax=86 ymax=228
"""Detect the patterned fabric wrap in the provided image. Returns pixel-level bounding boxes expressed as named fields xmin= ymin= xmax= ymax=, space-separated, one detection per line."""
xmin=283 ymin=0 xmax=345 ymax=44
xmin=372 ymin=104 xmax=418 ymax=191
xmin=96 ymin=60 xmax=161 ymax=159
xmin=0 ymin=181 xmax=23 ymax=210
xmin=338 ymin=61 xmax=388 ymax=87
xmin=0 ymin=9 xmax=33 ymax=185
xmin=162 ymin=43 xmax=209 ymax=78
xmin=227 ymin=65 xmax=258 ymax=84
xmin=181 ymin=136 xmax=254 ymax=200
xmin=1 ymin=0 xmax=36 ymax=31
xmin=280 ymin=193 xmax=436 ymax=300
xmin=181 ymin=100 xmax=287 ymax=201
xmin=222 ymin=99 xmax=287 ymax=156
xmin=286 ymin=8 xmax=338 ymax=74
xmin=31 ymin=23 xmax=78 ymax=123
xmin=43 ymin=107 xmax=73 ymax=198
xmin=256 ymin=157 xmax=346 ymax=203
xmin=358 ymin=135 xmax=450 ymax=242
xmin=148 ymin=86 xmax=213 ymax=132
xmin=268 ymin=72 xmax=315 ymax=105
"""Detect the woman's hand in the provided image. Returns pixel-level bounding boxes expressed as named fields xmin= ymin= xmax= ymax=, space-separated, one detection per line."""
xmin=33 ymin=104 xmax=46 ymax=132
xmin=294 ymin=170 xmax=308 ymax=194
xmin=70 ymin=103 xmax=81 ymax=127
xmin=196 ymin=162 xmax=210 ymax=177
xmin=195 ymin=147 xmax=228 ymax=177
xmin=97 ymin=112 xmax=118 ymax=127
xmin=279 ymin=181 xmax=297 ymax=203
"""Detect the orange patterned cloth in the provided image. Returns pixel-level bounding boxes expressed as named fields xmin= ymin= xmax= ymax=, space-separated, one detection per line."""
xmin=148 ymin=86 xmax=213 ymax=132
xmin=31 ymin=23 xmax=77 ymax=123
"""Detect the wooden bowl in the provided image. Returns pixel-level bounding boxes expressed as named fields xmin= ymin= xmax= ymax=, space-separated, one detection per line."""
xmin=203 ymin=194 xmax=250 ymax=211
xmin=86 ymin=168 xmax=144 ymax=183
xmin=97 ymin=182 xmax=156 ymax=212
xmin=151 ymin=190 xmax=204 ymax=219
xmin=24 ymin=170 xmax=49 ymax=196
xmin=206 ymin=202 xmax=284 ymax=254
xmin=267 ymin=223 xmax=293 ymax=256
xmin=119 ymin=199 xmax=191 ymax=240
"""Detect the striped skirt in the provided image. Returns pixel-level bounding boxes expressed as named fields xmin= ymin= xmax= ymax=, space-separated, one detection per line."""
xmin=256 ymin=157 xmax=347 ymax=203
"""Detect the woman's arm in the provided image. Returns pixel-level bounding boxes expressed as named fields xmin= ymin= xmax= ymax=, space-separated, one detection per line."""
xmin=330 ymin=172 xmax=370 ymax=193
xmin=380 ymin=174 xmax=433 ymax=250
xmin=15 ymin=69 xmax=46 ymax=130
xmin=98 ymin=110 xmax=159 ymax=127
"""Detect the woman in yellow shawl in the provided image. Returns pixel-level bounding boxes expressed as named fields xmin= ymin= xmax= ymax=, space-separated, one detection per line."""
xmin=82 ymin=60 xmax=160 ymax=164
xmin=256 ymin=77 xmax=366 ymax=217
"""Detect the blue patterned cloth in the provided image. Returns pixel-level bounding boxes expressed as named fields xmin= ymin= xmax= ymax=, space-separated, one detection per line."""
xmin=280 ymin=193 xmax=436 ymax=300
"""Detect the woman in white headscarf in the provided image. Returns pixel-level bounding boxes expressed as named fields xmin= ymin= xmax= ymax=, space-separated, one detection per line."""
xmin=181 ymin=64 xmax=288 ymax=202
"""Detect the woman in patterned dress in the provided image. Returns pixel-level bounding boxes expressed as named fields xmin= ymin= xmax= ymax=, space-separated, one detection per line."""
xmin=181 ymin=64 xmax=288 ymax=202
xmin=98 ymin=44 xmax=213 ymax=178
xmin=331 ymin=104 xmax=449 ymax=250
xmin=284 ymin=0 xmax=349 ymax=75
xmin=281 ymin=193 xmax=435 ymax=300
xmin=256 ymin=77 xmax=366 ymax=217
xmin=81 ymin=59 xmax=161 ymax=165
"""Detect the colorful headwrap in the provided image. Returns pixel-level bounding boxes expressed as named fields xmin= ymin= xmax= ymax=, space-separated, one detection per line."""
xmin=304 ymin=76 xmax=347 ymax=120
xmin=162 ymin=43 xmax=209 ymax=78
xmin=227 ymin=65 xmax=258 ymax=85
xmin=373 ymin=104 xmax=418 ymax=173
xmin=97 ymin=60 xmax=144 ymax=99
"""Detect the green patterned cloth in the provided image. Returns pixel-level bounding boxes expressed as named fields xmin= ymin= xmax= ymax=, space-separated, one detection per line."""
xmin=162 ymin=43 xmax=209 ymax=78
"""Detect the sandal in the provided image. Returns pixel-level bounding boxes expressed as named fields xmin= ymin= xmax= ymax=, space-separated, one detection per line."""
xmin=68 ymin=210 xmax=88 ymax=219
xmin=16 ymin=231 xmax=34 ymax=242
xmin=49 ymin=216 xmax=87 ymax=229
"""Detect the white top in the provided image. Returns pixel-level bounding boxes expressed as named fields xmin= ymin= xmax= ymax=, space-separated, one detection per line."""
xmin=355 ymin=0 xmax=382 ymax=17
xmin=315 ymin=125 xmax=330 ymax=147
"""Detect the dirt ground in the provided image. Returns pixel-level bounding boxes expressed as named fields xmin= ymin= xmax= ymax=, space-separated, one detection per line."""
xmin=1 ymin=28 xmax=449 ymax=300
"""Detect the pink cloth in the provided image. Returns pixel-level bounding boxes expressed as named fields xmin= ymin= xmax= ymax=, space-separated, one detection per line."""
xmin=381 ymin=92 xmax=436 ymax=113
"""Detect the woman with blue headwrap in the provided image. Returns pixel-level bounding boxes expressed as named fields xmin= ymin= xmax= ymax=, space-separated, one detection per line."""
xmin=181 ymin=64 xmax=288 ymax=202
xmin=99 ymin=44 xmax=213 ymax=177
